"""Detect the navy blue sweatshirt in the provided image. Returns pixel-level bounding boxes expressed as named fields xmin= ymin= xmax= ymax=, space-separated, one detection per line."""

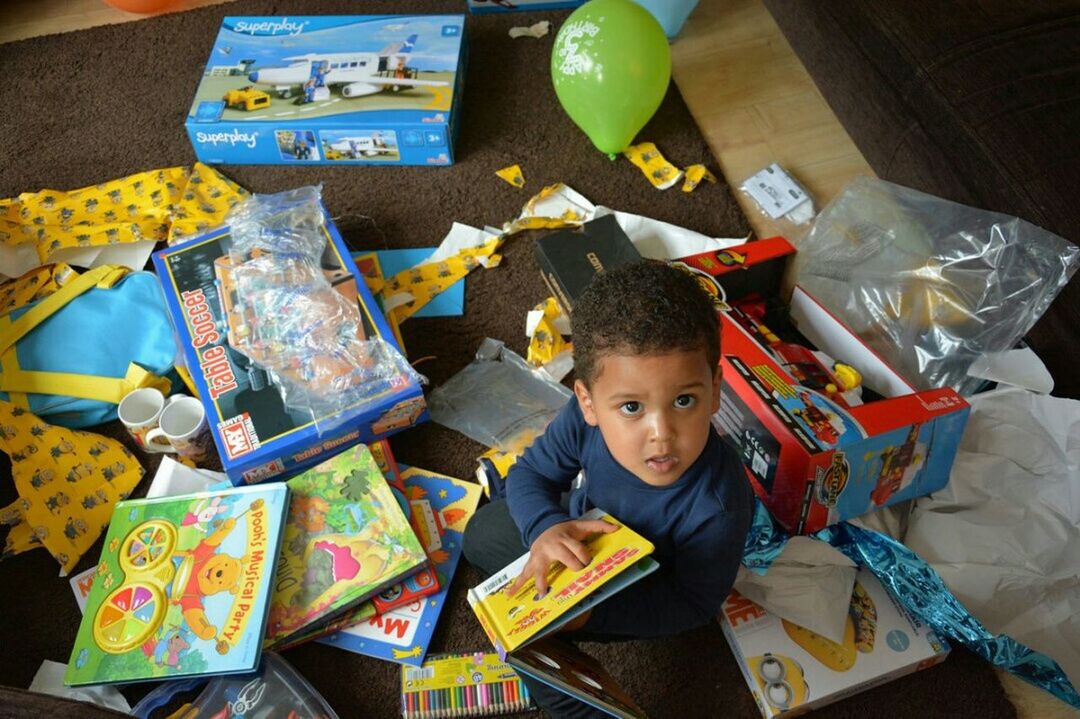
xmin=506 ymin=399 xmax=754 ymax=637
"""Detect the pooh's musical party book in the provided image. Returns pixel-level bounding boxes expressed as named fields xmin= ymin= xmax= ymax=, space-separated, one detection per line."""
xmin=262 ymin=444 xmax=427 ymax=647
xmin=467 ymin=509 xmax=658 ymax=657
xmin=65 ymin=484 xmax=289 ymax=686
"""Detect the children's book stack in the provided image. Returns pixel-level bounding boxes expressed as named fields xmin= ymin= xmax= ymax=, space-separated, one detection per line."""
xmin=264 ymin=443 xmax=428 ymax=648
xmin=65 ymin=484 xmax=290 ymax=686
xmin=320 ymin=465 xmax=483 ymax=666
xmin=401 ymin=652 xmax=533 ymax=718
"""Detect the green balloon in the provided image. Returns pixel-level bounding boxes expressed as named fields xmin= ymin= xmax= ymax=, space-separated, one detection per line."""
xmin=551 ymin=0 xmax=672 ymax=156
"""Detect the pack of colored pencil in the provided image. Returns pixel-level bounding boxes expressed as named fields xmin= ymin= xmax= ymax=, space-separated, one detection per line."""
xmin=401 ymin=652 xmax=533 ymax=718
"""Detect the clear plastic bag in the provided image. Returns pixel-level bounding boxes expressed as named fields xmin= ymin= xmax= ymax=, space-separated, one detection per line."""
xmin=793 ymin=177 xmax=1079 ymax=396
xmin=428 ymin=338 xmax=572 ymax=451
xmin=221 ymin=187 xmax=421 ymax=432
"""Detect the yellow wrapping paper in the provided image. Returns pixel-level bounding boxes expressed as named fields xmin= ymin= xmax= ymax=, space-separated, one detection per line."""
xmin=0 ymin=401 xmax=143 ymax=573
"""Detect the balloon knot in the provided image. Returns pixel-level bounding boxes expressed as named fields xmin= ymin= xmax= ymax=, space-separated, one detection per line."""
xmin=608 ymin=153 xmax=617 ymax=161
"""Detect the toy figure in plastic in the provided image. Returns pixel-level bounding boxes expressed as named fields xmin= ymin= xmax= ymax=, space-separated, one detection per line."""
xmin=790 ymin=392 xmax=843 ymax=446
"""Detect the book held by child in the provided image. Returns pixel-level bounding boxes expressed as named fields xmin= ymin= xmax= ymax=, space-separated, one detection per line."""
xmin=467 ymin=508 xmax=658 ymax=657
xmin=65 ymin=484 xmax=289 ymax=686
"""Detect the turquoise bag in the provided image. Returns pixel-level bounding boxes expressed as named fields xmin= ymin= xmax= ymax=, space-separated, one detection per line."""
xmin=0 ymin=265 xmax=177 ymax=428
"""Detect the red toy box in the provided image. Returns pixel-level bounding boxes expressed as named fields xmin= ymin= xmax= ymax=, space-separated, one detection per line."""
xmin=674 ymin=238 xmax=971 ymax=535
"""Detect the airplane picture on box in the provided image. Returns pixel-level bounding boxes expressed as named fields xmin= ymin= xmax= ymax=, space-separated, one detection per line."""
xmin=322 ymin=131 xmax=399 ymax=161
xmin=247 ymin=35 xmax=449 ymax=105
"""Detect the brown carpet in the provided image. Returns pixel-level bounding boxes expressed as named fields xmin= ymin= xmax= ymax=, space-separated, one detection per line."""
xmin=0 ymin=2 xmax=1015 ymax=718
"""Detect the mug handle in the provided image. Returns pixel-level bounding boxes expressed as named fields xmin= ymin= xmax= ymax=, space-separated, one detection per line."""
xmin=144 ymin=427 xmax=178 ymax=454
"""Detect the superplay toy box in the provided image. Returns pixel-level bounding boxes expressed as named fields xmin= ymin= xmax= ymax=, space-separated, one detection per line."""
xmin=186 ymin=16 xmax=466 ymax=166
xmin=720 ymin=568 xmax=950 ymax=718
xmin=467 ymin=1 xmax=586 ymax=13
xmin=673 ymin=237 xmax=970 ymax=535
xmin=152 ymin=214 xmax=427 ymax=485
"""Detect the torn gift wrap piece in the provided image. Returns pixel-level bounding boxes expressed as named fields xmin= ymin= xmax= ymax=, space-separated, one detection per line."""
xmin=496 ymin=164 xmax=527 ymax=188
xmin=526 ymin=297 xmax=571 ymax=375
xmin=0 ymin=163 xmax=247 ymax=278
xmin=624 ymin=142 xmax=684 ymax=190
xmin=683 ymin=164 xmax=717 ymax=193
xmin=509 ymin=20 xmax=551 ymax=38
xmin=0 ymin=401 xmax=142 ymax=574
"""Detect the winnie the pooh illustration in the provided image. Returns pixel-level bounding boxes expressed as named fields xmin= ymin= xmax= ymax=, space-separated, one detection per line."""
xmin=171 ymin=506 xmax=255 ymax=654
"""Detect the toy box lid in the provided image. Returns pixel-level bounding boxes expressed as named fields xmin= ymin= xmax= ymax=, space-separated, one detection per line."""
xmin=720 ymin=567 xmax=949 ymax=718
xmin=188 ymin=16 xmax=464 ymax=127
xmin=152 ymin=210 xmax=425 ymax=484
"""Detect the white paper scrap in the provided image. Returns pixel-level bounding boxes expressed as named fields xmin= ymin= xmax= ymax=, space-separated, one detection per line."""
xmin=509 ymin=20 xmax=551 ymax=39
xmin=29 ymin=660 xmax=131 ymax=713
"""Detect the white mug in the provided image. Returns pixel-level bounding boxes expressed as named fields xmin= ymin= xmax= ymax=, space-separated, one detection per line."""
xmin=117 ymin=388 xmax=183 ymax=453
xmin=145 ymin=397 xmax=213 ymax=463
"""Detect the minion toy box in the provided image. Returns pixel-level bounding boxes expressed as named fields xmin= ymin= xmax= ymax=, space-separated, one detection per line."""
xmin=152 ymin=211 xmax=427 ymax=486
xmin=671 ymin=237 xmax=970 ymax=535
xmin=186 ymin=16 xmax=466 ymax=166
xmin=719 ymin=568 xmax=950 ymax=718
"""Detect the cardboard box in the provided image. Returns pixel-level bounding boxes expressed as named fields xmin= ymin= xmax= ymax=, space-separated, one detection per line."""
xmin=673 ymin=237 xmax=971 ymax=534
xmin=720 ymin=568 xmax=950 ymax=718
xmin=535 ymin=215 xmax=641 ymax=314
xmin=152 ymin=214 xmax=427 ymax=485
xmin=186 ymin=16 xmax=466 ymax=166
xmin=467 ymin=0 xmax=586 ymax=13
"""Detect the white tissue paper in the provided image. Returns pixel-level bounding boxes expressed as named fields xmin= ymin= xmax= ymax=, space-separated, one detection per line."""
xmin=733 ymin=536 xmax=858 ymax=644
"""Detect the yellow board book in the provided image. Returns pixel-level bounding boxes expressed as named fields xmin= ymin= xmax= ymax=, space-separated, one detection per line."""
xmin=467 ymin=508 xmax=658 ymax=657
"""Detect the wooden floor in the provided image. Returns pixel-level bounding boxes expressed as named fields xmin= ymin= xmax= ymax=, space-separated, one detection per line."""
xmin=2 ymin=2 xmax=1074 ymax=718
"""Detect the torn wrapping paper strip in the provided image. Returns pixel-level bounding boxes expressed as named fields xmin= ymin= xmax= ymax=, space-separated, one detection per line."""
xmin=624 ymin=142 xmax=684 ymax=190
xmin=0 ymin=163 xmax=247 ymax=278
xmin=509 ymin=20 xmax=551 ymax=38
xmin=507 ymin=184 xmax=746 ymax=259
xmin=525 ymin=297 xmax=571 ymax=375
xmin=860 ymin=387 xmax=1080 ymax=698
xmin=733 ymin=536 xmax=857 ymax=644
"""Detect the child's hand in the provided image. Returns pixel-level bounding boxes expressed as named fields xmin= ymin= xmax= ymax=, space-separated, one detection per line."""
xmin=507 ymin=518 xmax=618 ymax=598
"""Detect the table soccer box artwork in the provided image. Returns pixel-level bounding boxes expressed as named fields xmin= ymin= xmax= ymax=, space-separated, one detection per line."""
xmin=186 ymin=16 xmax=466 ymax=166
xmin=720 ymin=567 xmax=950 ymax=718
xmin=466 ymin=0 xmax=586 ymax=13
xmin=152 ymin=214 xmax=427 ymax=486
xmin=672 ymin=237 xmax=971 ymax=535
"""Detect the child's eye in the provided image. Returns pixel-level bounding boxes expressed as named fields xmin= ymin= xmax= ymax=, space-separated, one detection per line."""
xmin=674 ymin=395 xmax=696 ymax=409
xmin=619 ymin=401 xmax=643 ymax=416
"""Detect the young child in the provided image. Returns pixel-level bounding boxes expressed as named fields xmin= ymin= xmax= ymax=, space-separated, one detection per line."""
xmin=463 ymin=260 xmax=754 ymax=717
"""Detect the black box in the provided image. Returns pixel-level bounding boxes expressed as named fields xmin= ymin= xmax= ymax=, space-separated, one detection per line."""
xmin=534 ymin=215 xmax=642 ymax=313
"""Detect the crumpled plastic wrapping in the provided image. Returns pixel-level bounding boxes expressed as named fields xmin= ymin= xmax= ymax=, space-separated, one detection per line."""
xmin=741 ymin=495 xmax=1079 ymax=707
xmin=793 ymin=177 xmax=1079 ymax=396
xmin=221 ymin=187 xmax=421 ymax=434
xmin=428 ymin=338 xmax=572 ymax=451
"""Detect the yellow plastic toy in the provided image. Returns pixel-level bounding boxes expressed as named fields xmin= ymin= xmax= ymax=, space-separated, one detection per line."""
xmin=222 ymin=87 xmax=271 ymax=112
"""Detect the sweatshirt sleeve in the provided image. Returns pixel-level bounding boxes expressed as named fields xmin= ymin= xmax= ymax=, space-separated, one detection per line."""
xmin=582 ymin=504 xmax=752 ymax=637
xmin=506 ymin=400 xmax=586 ymax=547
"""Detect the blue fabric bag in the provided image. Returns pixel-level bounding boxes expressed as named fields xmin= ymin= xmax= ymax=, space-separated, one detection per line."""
xmin=0 ymin=265 xmax=177 ymax=428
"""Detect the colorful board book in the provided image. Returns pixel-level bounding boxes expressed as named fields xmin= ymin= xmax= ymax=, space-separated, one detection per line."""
xmin=401 ymin=652 xmax=533 ymax=718
xmin=320 ymin=465 xmax=482 ymax=666
xmin=507 ymin=638 xmax=648 ymax=719
xmin=65 ymin=484 xmax=289 ymax=686
xmin=274 ymin=442 xmax=441 ymax=649
xmin=467 ymin=508 xmax=658 ymax=657
xmin=263 ymin=444 xmax=427 ymax=647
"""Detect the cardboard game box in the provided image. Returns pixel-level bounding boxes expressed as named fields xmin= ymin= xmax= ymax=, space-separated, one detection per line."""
xmin=186 ymin=16 xmax=466 ymax=166
xmin=467 ymin=0 xmax=586 ymax=13
xmin=534 ymin=214 xmax=642 ymax=314
xmin=152 ymin=213 xmax=427 ymax=485
xmin=720 ymin=568 xmax=950 ymax=718
xmin=672 ymin=237 xmax=971 ymax=534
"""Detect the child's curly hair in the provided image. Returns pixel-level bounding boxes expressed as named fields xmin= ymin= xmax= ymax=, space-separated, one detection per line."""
xmin=571 ymin=260 xmax=720 ymax=386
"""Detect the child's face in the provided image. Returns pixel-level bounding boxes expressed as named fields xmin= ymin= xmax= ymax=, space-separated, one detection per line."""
xmin=574 ymin=348 xmax=721 ymax=487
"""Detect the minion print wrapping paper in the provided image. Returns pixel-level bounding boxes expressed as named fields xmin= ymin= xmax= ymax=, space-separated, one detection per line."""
xmin=0 ymin=401 xmax=142 ymax=574
xmin=0 ymin=163 xmax=247 ymax=268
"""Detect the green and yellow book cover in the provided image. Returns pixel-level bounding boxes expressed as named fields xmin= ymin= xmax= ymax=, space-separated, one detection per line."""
xmin=467 ymin=509 xmax=657 ymax=656
xmin=263 ymin=443 xmax=427 ymax=647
